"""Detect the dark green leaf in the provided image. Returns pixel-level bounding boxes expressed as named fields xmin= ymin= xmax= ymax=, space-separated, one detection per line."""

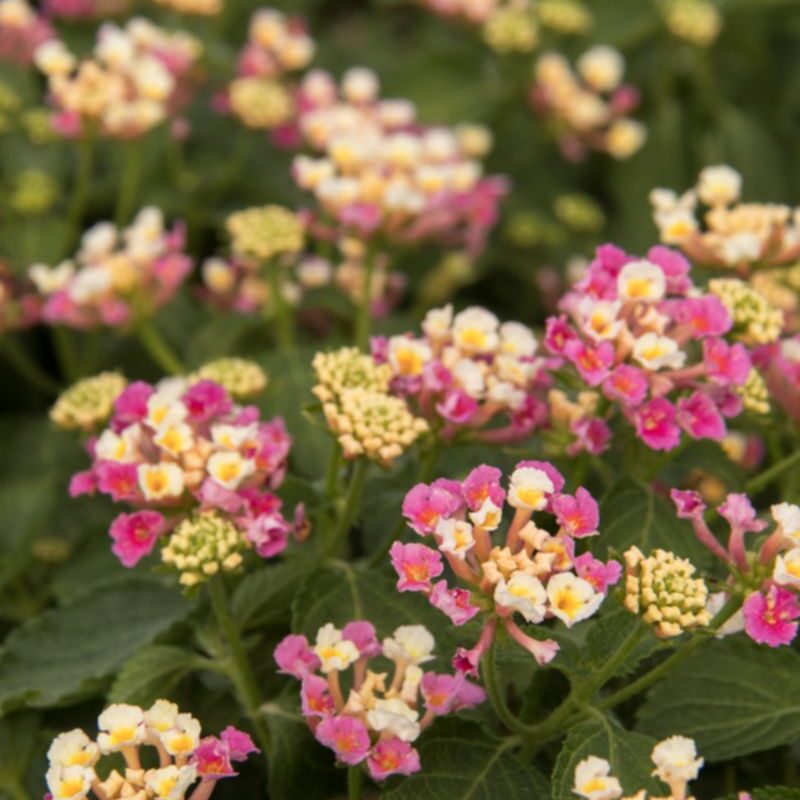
xmin=108 ymin=645 xmax=198 ymax=707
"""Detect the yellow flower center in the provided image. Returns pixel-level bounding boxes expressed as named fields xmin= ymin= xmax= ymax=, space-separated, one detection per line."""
xmin=554 ymin=588 xmax=583 ymax=620
xmin=145 ymin=471 xmax=169 ymax=495
xmin=156 ymin=777 xmax=178 ymax=798
xmin=459 ymin=328 xmax=487 ymax=349
xmin=581 ymin=778 xmax=607 ymax=793
xmin=787 ymin=561 xmax=800 ymax=578
xmin=516 ymin=487 xmax=544 ymax=508
xmin=625 ymin=277 xmax=654 ymax=298
xmin=110 ymin=726 xmax=136 ymax=745
xmin=66 ymin=751 xmax=92 ymax=767
xmin=395 ymin=348 xmax=423 ymax=376
xmin=216 ymin=461 xmax=242 ymax=483
xmin=167 ymin=733 xmax=195 ymax=753
xmin=58 ymin=778 xmax=85 ymax=798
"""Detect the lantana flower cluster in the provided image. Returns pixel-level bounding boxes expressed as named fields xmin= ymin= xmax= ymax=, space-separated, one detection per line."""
xmin=34 ymin=17 xmax=201 ymax=139
xmin=530 ymin=47 xmax=646 ymax=161
xmin=393 ymin=461 xmax=620 ymax=670
xmin=0 ymin=260 xmax=41 ymax=332
xmin=545 ymin=243 xmax=765 ymax=454
xmin=573 ymin=735 xmax=703 ymax=800
xmin=50 ymin=372 xmax=128 ymax=431
xmin=754 ymin=335 xmax=800 ymax=424
xmin=29 ymin=208 xmax=192 ymax=330
xmin=224 ymin=8 xmax=314 ymax=133
xmin=274 ymin=622 xmax=485 ymax=781
xmin=371 ymin=304 xmax=550 ymax=444
xmin=662 ymin=0 xmax=722 ymax=47
xmin=44 ymin=699 xmax=257 ymax=800
xmin=673 ymin=490 xmax=800 ymax=648
xmin=312 ymin=347 xmax=429 ymax=465
xmin=66 ymin=374 xmax=298 ymax=578
xmin=0 ymin=0 xmax=52 ymax=66
xmin=292 ymin=67 xmax=506 ymax=255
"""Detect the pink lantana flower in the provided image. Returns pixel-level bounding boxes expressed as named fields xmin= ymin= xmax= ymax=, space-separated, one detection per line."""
xmin=314 ymin=714 xmax=372 ymax=766
xmin=390 ymin=542 xmax=444 ymax=591
xmin=274 ymin=634 xmax=320 ymax=678
xmin=342 ymin=621 xmax=382 ymax=659
xmin=603 ymin=364 xmax=649 ymax=406
xmin=193 ymin=737 xmax=235 ymax=780
xmin=109 ymin=510 xmax=166 ymax=568
xmin=743 ymin=587 xmax=800 ymax=647
xmin=402 ymin=481 xmax=463 ymax=535
xmin=366 ymin=738 xmax=421 ymax=781
xmin=671 ymin=295 xmax=732 ymax=339
xmin=703 ymin=338 xmax=752 ymax=386
xmin=564 ymin=340 xmax=615 ymax=387
xmin=568 ymin=416 xmax=611 ymax=456
xmin=461 ymin=465 xmax=506 ymax=511
xmin=634 ymin=397 xmax=681 ymax=451
xmin=551 ymin=488 xmax=599 ymax=537
xmin=677 ymin=391 xmax=726 ymax=441
xmin=429 ymin=580 xmax=480 ymax=626
xmin=301 ymin=674 xmax=335 ymax=719
xmin=575 ymin=553 xmax=622 ymax=594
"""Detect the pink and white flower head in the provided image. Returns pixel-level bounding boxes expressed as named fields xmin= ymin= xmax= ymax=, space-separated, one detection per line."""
xmin=67 ymin=374 xmax=299 ymax=573
xmin=374 ymin=305 xmax=549 ymax=444
xmin=32 ymin=208 xmax=192 ymax=330
xmin=531 ymin=48 xmax=646 ymax=162
xmin=274 ymin=621 xmax=484 ymax=781
xmin=0 ymin=0 xmax=53 ymax=66
xmin=547 ymin=243 xmax=757 ymax=454
xmin=394 ymin=460 xmax=617 ymax=670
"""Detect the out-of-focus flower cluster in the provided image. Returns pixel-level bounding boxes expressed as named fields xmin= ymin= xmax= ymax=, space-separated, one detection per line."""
xmin=372 ymin=304 xmax=550 ymax=444
xmin=313 ymin=347 xmax=429 ymax=465
xmin=154 ymin=0 xmax=222 ymax=15
xmin=530 ymin=47 xmax=646 ymax=161
xmin=0 ymin=0 xmax=52 ymax=66
xmin=34 ymin=17 xmax=201 ymax=139
xmin=63 ymin=373 xmax=300 ymax=578
xmin=545 ymin=243 xmax=766 ymax=455
xmin=573 ymin=734 xmax=703 ymax=800
xmin=29 ymin=208 xmax=192 ymax=330
xmin=44 ymin=699 xmax=257 ymax=800
xmin=661 ymin=0 xmax=722 ymax=47
xmin=754 ymin=335 xmax=800 ymax=424
xmin=50 ymin=371 xmax=127 ymax=431
xmin=394 ymin=461 xmax=619 ymax=670
xmin=293 ymin=67 xmax=506 ymax=255
xmin=673 ymin=489 xmax=800 ymax=648
xmin=0 ymin=260 xmax=41 ymax=332
xmin=43 ymin=0 xmax=131 ymax=20
xmin=274 ymin=621 xmax=485 ymax=781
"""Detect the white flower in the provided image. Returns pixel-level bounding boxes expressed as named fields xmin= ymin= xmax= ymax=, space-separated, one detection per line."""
xmin=161 ymin=713 xmax=202 ymax=757
xmin=96 ymin=24 xmax=135 ymax=69
xmin=507 ymin=467 xmax=554 ymax=511
xmin=451 ymin=359 xmax=485 ymax=398
xmin=495 ymin=354 xmax=537 ymax=387
xmin=617 ymin=260 xmax=666 ymax=303
xmin=133 ymin=56 xmax=174 ymax=102
xmin=494 ymin=573 xmax=547 ymax=623
xmin=95 ymin=425 xmax=140 ymax=463
xmin=774 ymin=548 xmax=800 ymax=589
xmin=206 ymin=451 xmax=255 ymax=490
xmin=29 ymin=261 xmax=75 ymax=295
xmin=436 ymin=518 xmax=475 ymax=560
xmin=607 ymin=119 xmax=647 ymax=160
xmin=67 ymin=266 xmax=111 ymax=304
xmin=487 ymin=380 xmax=525 ymax=409
xmin=499 ymin=321 xmax=538 ymax=357
xmin=422 ymin=128 xmax=458 ymax=162
xmin=138 ymin=462 xmax=185 ymax=500
xmin=314 ymin=623 xmax=360 ymax=673
xmin=547 ymin=573 xmax=603 ymax=627
xmin=382 ymin=625 xmax=435 ymax=665
xmin=632 ymin=333 xmax=687 ymax=371
xmin=144 ymin=699 xmax=180 ymax=734
xmin=47 ymin=730 xmax=98 ymax=768
xmin=388 ymin=336 xmax=433 ymax=377
xmin=469 ymin=498 xmax=503 ymax=531
xmin=211 ymin=424 xmax=257 ymax=450
xmin=720 ymin=232 xmax=762 ymax=266
xmin=341 ymin=67 xmax=379 ymax=104
xmin=452 ymin=307 xmax=499 ymax=354
xmin=580 ymin=299 xmax=623 ymax=341
xmin=772 ymin=503 xmax=800 ymax=542
xmin=366 ymin=698 xmax=421 ymax=742
xmin=572 ymin=756 xmax=623 ymax=800
xmin=655 ymin=207 xmax=698 ymax=244
xmin=79 ymin=222 xmax=118 ymax=263
xmin=45 ymin=764 xmax=95 ymax=800
xmin=146 ymin=764 xmax=198 ymax=800
xmin=697 ymin=165 xmax=741 ymax=207
xmin=97 ymin=703 xmax=145 ymax=752
xmin=577 ymin=45 xmax=625 ymax=93
xmin=34 ymin=40 xmax=76 ymax=77
xmin=651 ymin=735 xmax=703 ymax=783
xmin=154 ymin=423 xmax=194 ymax=456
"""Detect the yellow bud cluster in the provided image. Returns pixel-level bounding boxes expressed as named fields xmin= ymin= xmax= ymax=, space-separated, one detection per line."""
xmin=483 ymin=9 xmax=539 ymax=53
xmin=623 ymin=546 xmax=711 ymax=638
xmin=22 ymin=109 xmax=59 ymax=145
xmin=227 ymin=205 xmax=305 ymax=261
xmin=554 ymin=193 xmax=605 ymax=233
xmin=161 ymin=511 xmax=248 ymax=587
xmin=153 ymin=0 xmax=222 ymax=14
xmin=663 ymin=0 xmax=722 ymax=47
xmin=537 ymin=0 xmax=593 ymax=34
xmin=738 ymin=368 xmax=770 ymax=415
xmin=10 ymin=169 xmax=58 ymax=215
xmin=312 ymin=347 xmax=391 ymax=404
xmin=709 ymin=278 xmax=784 ymax=345
xmin=323 ymin=388 xmax=428 ymax=465
xmin=229 ymin=77 xmax=294 ymax=130
xmin=192 ymin=357 xmax=268 ymax=399
xmin=50 ymin=372 xmax=127 ymax=431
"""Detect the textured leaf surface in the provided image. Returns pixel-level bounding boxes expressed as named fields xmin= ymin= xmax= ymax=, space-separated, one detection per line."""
xmin=108 ymin=645 xmax=197 ymax=707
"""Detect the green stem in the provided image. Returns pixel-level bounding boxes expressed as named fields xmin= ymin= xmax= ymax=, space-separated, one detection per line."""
xmin=5 ymin=780 xmax=33 ymax=800
xmin=1 ymin=338 xmax=59 ymax=394
xmin=578 ymin=623 xmax=648 ymax=701
xmin=115 ymin=139 xmax=143 ymax=228
xmin=347 ymin=765 xmax=363 ymax=800
xmin=265 ymin=258 xmax=295 ymax=350
xmin=136 ymin=318 xmax=184 ymax=375
xmin=482 ymin=633 xmax=537 ymax=735
xmin=323 ymin=440 xmax=342 ymax=501
xmin=51 ymin=326 xmax=81 ymax=383
xmin=207 ymin=577 xmax=272 ymax=763
xmin=67 ymin=133 xmax=95 ymax=239
xmin=746 ymin=449 xmax=800 ymax=495
xmin=328 ymin=459 xmax=369 ymax=557
xmin=354 ymin=249 xmax=376 ymax=350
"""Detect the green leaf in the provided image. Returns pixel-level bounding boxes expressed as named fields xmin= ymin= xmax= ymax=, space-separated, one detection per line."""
xmin=551 ymin=717 xmax=662 ymax=799
xmin=0 ymin=712 xmax=39 ymax=783
xmin=382 ymin=720 xmax=549 ymax=800
xmin=108 ymin=645 xmax=198 ymax=707
xmin=637 ymin=637 xmax=800 ymax=761
xmin=0 ymin=578 xmax=190 ymax=711
xmin=231 ymin=558 xmax=309 ymax=631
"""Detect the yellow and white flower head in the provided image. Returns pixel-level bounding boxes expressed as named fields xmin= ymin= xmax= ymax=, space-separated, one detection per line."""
xmin=499 ymin=321 xmax=538 ymax=357
xmin=154 ymin=423 xmax=194 ymax=457
xmin=617 ymin=260 xmax=666 ymax=303
xmin=607 ymin=119 xmax=647 ymax=160
xmin=632 ymin=332 xmax=687 ymax=371
xmin=341 ymin=67 xmax=380 ymax=104
xmin=138 ymin=462 xmax=185 ymax=501
xmin=34 ymin=40 xmax=76 ymax=77
xmin=50 ymin=373 xmax=127 ymax=432
xmin=314 ymin=623 xmax=361 ymax=673
xmin=508 ymin=466 xmax=555 ymax=511
xmin=495 ymin=572 xmax=548 ymax=623
xmin=206 ymin=451 xmax=256 ymax=490
xmin=382 ymin=624 xmax=435 ymax=665
xmin=697 ymin=165 xmax=742 ymax=207
xmin=580 ymin=299 xmax=623 ymax=341
xmin=211 ymin=423 xmax=257 ymax=451
xmin=709 ymin=278 xmax=784 ymax=346
xmin=772 ymin=503 xmax=800 ymax=543
xmin=388 ymin=336 xmax=433 ymax=377
xmin=226 ymin=205 xmax=305 ymax=261
xmin=47 ymin=730 xmax=99 ymax=769
xmin=651 ymin=735 xmax=703 ymax=784
xmin=366 ymin=697 xmax=421 ymax=742
xmin=312 ymin=347 xmax=391 ymax=403
xmin=97 ymin=703 xmax=146 ymax=753
xmin=451 ymin=359 xmax=486 ymax=398
xmin=773 ymin=548 xmax=800 ymax=589
xmin=469 ymin=498 xmax=503 ymax=531
xmin=146 ymin=764 xmax=198 ymax=800
xmin=160 ymin=713 xmax=202 ymax=757
xmin=577 ymin=46 xmax=624 ymax=93
xmin=422 ymin=305 xmax=454 ymax=340
xmin=146 ymin=387 xmax=188 ymax=431
xmin=436 ymin=518 xmax=475 ymax=560
xmin=45 ymin=764 xmax=95 ymax=800
xmin=547 ymin=572 xmax=603 ymax=627
xmin=192 ymin=358 xmax=268 ymax=400
xmin=452 ymin=306 xmax=500 ymax=354
xmin=144 ymin=699 xmax=180 ymax=736
xmin=572 ymin=755 xmax=623 ymax=800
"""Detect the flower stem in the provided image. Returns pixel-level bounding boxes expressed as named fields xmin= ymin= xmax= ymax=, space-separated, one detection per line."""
xmin=354 ymin=249 xmax=376 ymax=350
xmin=347 ymin=766 xmax=363 ymax=800
xmin=1 ymin=338 xmax=59 ymax=394
xmin=207 ymin=576 xmax=272 ymax=763
xmin=265 ymin=257 xmax=295 ymax=350
xmin=746 ymin=449 xmax=800 ymax=495
xmin=115 ymin=139 xmax=143 ymax=229
xmin=67 ymin=133 xmax=95 ymax=240
xmin=482 ymin=633 xmax=537 ymax=736
xmin=136 ymin=318 xmax=184 ymax=375
xmin=6 ymin=780 xmax=32 ymax=800
xmin=328 ymin=458 xmax=369 ymax=557
xmin=323 ymin=440 xmax=342 ymax=501
xmin=577 ymin=622 xmax=648 ymax=701
xmin=51 ymin=326 xmax=81 ymax=383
